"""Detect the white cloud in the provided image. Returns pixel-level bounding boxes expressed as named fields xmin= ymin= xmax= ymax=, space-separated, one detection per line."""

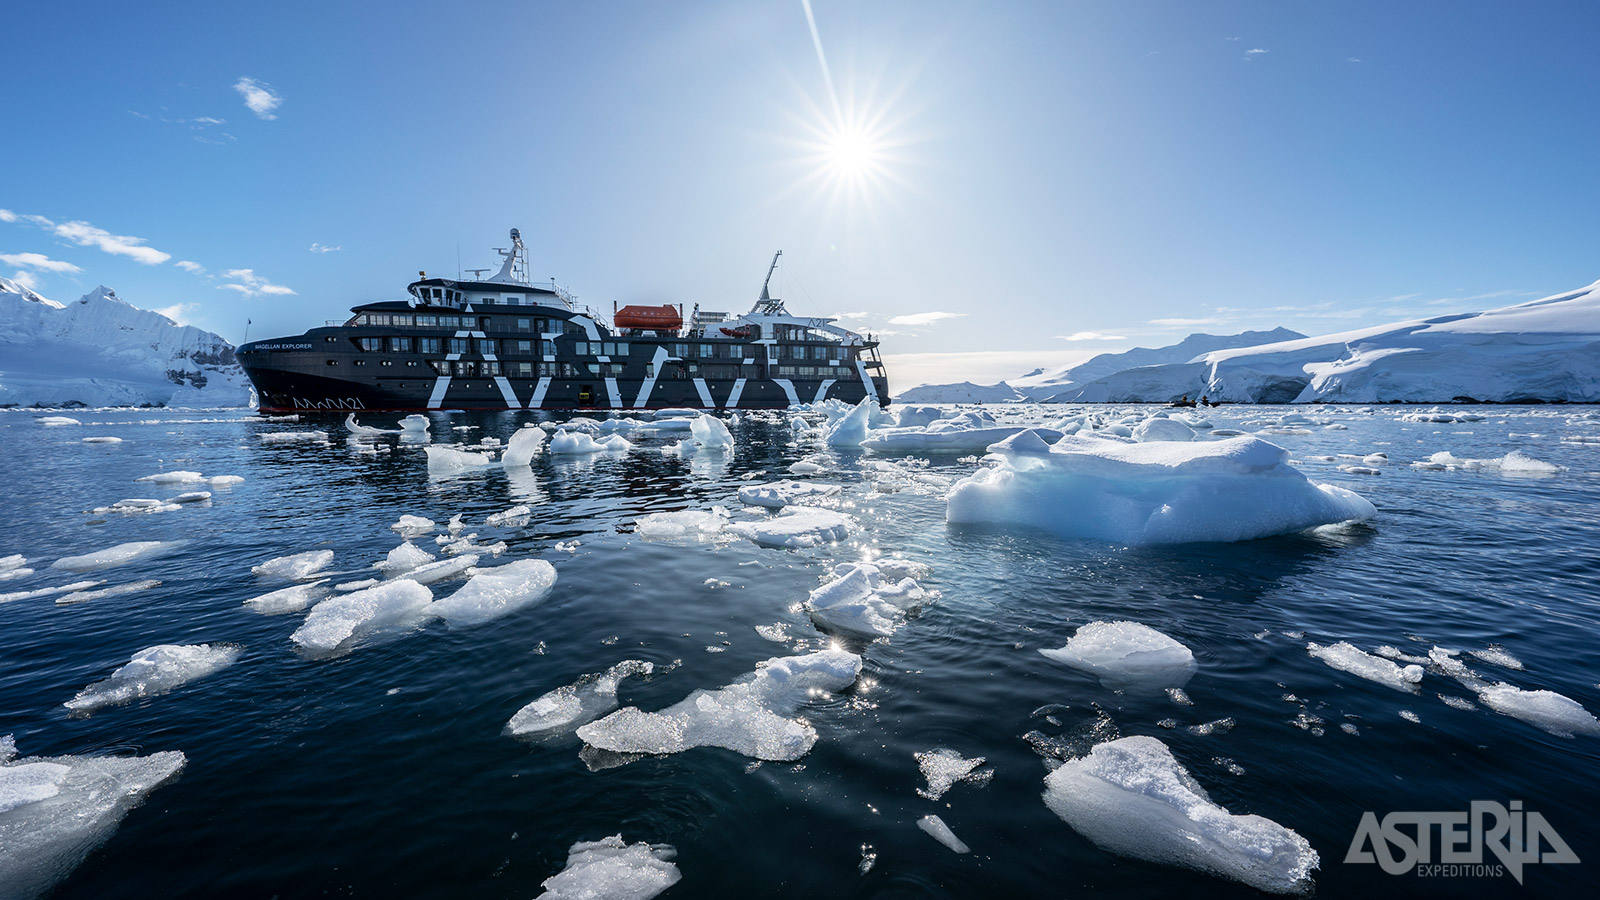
xmin=234 ymin=77 xmax=282 ymax=120
xmin=0 ymin=209 xmax=16 ymax=222
xmin=1055 ymin=331 xmax=1126 ymax=342
xmin=827 ymin=311 xmax=868 ymax=320
xmin=9 ymin=269 xmax=41 ymax=290
xmin=53 ymin=220 xmax=171 ymax=265
xmin=1246 ymin=48 xmax=1269 ymax=55
xmin=0 ymin=252 xmax=82 ymax=273
xmin=176 ymin=260 xmax=205 ymax=273
xmin=1347 ymin=57 xmax=1362 ymax=63
xmin=309 ymin=242 xmax=342 ymax=253
xmin=888 ymin=311 xmax=966 ymax=326
xmin=219 ymin=268 xmax=295 ymax=296
xmin=192 ymin=116 xmax=226 ymax=125
xmin=152 ymin=303 xmax=196 ymax=325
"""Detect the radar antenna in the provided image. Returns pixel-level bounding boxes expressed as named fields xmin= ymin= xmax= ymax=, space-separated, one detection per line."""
xmin=492 ymin=227 xmax=530 ymax=284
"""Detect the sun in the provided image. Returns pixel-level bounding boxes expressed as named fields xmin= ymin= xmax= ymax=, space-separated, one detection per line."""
xmin=824 ymin=122 xmax=883 ymax=180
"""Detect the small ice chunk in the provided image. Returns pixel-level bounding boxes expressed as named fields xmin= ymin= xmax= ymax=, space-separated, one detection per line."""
xmin=1040 ymin=621 xmax=1197 ymax=690
xmin=52 ymin=541 xmax=181 ymax=573
xmin=390 ymin=514 xmax=436 ymax=537
xmin=291 ymin=580 xmax=435 ymax=654
xmin=485 ymin=505 xmax=532 ymax=527
xmin=399 ymin=414 xmax=430 ymax=432
xmin=737 ymin=481 xmax=841 ymax=509
xmin=788 ymin=460 xmax=827 ymax=475
xmin=65 ymin=644 xmax=241 ymax=713
xmin=726 ymin=507 xmax=855 ymax=549
xmin=535 ymin=835 xmax=680 ymax=900
xmin=404 ymin=554 xmax=478 ymax=585
xmin=754 ymin=624 xmax=790 ymax=643
xmin=549 ymin=429 xmax=607 ymax=454
xmin=243 ymin=579 xmax=330 ymax=615
xmin=806 ymin=562 xmax=937 ymax=638
xmin=502 ymin=425 xmax=548 ymax=467
xmin=0 ymin=555 xmax=26 ymax=572
xmin=0 ymin=567 xmax=31 ymax=583
xmin=1043 ymin=736 xmax=1318 ymax=894
xmin=251 ymin=549 xmax=334 ymax=580
xmin=334 ymin=578 xmax=379 ymax=592
xmin=1467 ymin=646 xmax=1524 ymax=670
xmin=1337 ymin=465 xmax=1381 ymax=476
xmin=90 ymin=498 xmax=182 ymax=515
xmin=509 ymin=660 xmax=654 ymax=736
xmin=578 ymin=649 xmax=862 ymax=761
xmin=0 ymin=746 xmax=186 ymax=900
xmin=428 ymin=559 xmax=556 ymax=627
xmin=917 ymin=815 xmax=971 ymax=854
xmin=56 ymin=580 xmax=162 ymax=605
xmin=0 ymin=580 xmax=104 ymax=604
xmin=1476 ymin=684 xmax=1600 ymax=738
xmin=375 ymin=542 xmax=435 ymax=577
xmin=37 ymin=416 xmax=81 ymax=426
xmin=1307 ymin=641 xmax=1423 ymax=692
xmin=425 ymin=445 xmax=493 ymax=476
xmin=172 ymin=491 xmax=211 ymax=504
xmin=80 ymin=436 xmax=122 ymax=444
xmin=259 ymin=431 xmax=329 ymax=443
xmin=635 ymin=508 xmax=730 ymax=541
xmin=207 ymin=475 xmax=245 ymax=486
xmin=1132 ymin=418 xmax=1197 ymax=443
xmin=914 ymin=748 xmax=990 ymax=800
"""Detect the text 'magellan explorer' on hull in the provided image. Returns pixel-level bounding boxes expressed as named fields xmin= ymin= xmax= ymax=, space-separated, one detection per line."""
xmin=236 ymin=230 xmax=890 ymax=413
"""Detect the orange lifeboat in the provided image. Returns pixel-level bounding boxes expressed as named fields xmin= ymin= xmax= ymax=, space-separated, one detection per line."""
xmin=613 ymin=304 xmax=682 ymax=332
xmin=720 ymin=324 xmax=757 ymax=339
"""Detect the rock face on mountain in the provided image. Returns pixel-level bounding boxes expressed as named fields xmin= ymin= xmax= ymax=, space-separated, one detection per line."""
xmin=0 ymin=278 xmax=253 ymax=408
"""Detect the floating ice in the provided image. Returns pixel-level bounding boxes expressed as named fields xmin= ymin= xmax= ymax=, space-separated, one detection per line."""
xmin=172 ymin=491 xmax=210 ymax=503
xmin=0 ymin=568 xmax=30 ymax=583
xmin=0 ymin=580 xmax=104 ymax=604
xmin=390 ymin=514 xmax=436 ymax=537
xmin=508 ymin=660 xmax=654 ymax=736
xmin=0 ymin=555 xmax=25 ymax=572
xmin=727 ymin=507 xmax=855 ymax=549
xmin=51 ymin=541 xmax=181 ymax=573
xmin=425 ymin=445 xmax=493 ymax=475
xmin=399 ymin=414 xmax=430 ymax=432
xmin=895 ymin=405 xmax=944 ymax=428
xmin=485 ymin=505 xmax=532 ymax=527
xmin=577 ymin=648 xmax=863 ymax=761
xmin=334 ymin=578 xmax=379 ymax=592
xmin=343 ymin=413 xmax=395 ymax=436
xmin=949 ymin=434 xmax=1375 ymax=545
xmin=1040 ymin=621 xmax=1197 ymax=690
xmin=208 ymin=474 xmax=245 ymax=486
xmin=690 ymin=413 xmax=734 ymax=449
xmin=37 ymin=416 xmax=80 ymax=426
xmin=1132 ymin=417 xmax=1197 ymax=442
xmin=291 ymin=579 xmax=435 ymax=654
xmin=1467 ymin=646 xmax=1524 ymax=670
xmin=635 ymin=507 xmax=730 ymax=541
xmin=535 ymin=835 xmax=680 ymax=900
xmin=917 ymin=815 xmax=971 ymax=854
xmin=136 ymin=470 xmax=205 ymax=483
xmin=259 ymin=430 xmax=329 ymax=443
xmin=91 ymin=498 xmax=182 ymax=515
xmin=824 ymin=397 xmax=877 ymax=447
xmin=1476 ymin=684 xmax=1600 ymax=738
xmin=243 ymin=579 xmax=330 ymax=614
xmin=863 ymin=423 xmax=1063 ymax=454
xmin=549 ymin=429 xmax=606 ymax=454
xmin=252 ymin=549 xmax=334 ymax=580
xmin=375 ymin=542 xmax=435 ymax=577
xmin=737 ymin=480 xmax=841 ymax=509
xmin=1306 ymin=641 xmax=1424 ymax=692
xmin=404 ymin=554 xmax=478 ymax=585
xmin=502 ymin=425 xmax=548 ymax=467
xmin=1043 ymin=735 xmax=1318 ymax=894
xmin=65 ymin=644 xmax=241 ymax=713
xmin=914 ymin=748 xmax=991 ymax=800
xmin=1337 ymin=465 xmax=1381 ymax=476
xmin=1413 ymin=450 xmax=1565 ymax=475
xmin=56 ymin=580 xmax=161 ymax=605
xmin=80 ymin=436 xmax=122 ymax=444
xmin=428 ymin=559 xmax=556 ymax=627
xmin=0 ymin=745 xmax=185 ymax=900
xmin=788 ymin=459 xmax=827 ymax=475
xmin=806 ymin=561 xmax=936 ymax=638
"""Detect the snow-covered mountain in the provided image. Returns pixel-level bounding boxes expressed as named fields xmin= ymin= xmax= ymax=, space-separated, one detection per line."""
xmin=1051 ymin=279 xmax=1600 ymax=404
xmin=894 ymin=381 xmax=1026 ymax=404
xmin=0 ymin=278 xmax=254 ymax=408
xmin=1012 ymin=328 xmax=1306 ymax=400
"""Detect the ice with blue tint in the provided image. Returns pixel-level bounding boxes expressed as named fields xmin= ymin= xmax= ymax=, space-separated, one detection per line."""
xmin=65 ymin=643 xmax=242 ymax=713
xmin=509 ymin=660 xmax=654 ymax=737
xmin=427 ymin=559 xmax=557 ymax=627
xmin=374 ymin=542 xmax=434 ymax=577
xmin=727 ymin=507 xmax=855 ymax=549
xmin=1043 ymin=736 xmax=1319 ymax=894
xmin=1132 ymin=417 xmax=1197 ymax=442
xmin=291 ymin=579 xmax=435 ymax=655
xmin=502 ymin=425 xmax=548 ymax=467
xmin=535 ymin=835 xmax=680 ymax=900
xmin=51 ymin=541 xmax=182 ymax=573
xmin=243 ymin=579 xmax=330 ymax=615
xmin=736 ymin=480 xmax=841 ymax=509
xmin=251 ymin=549 xmax=334 ymax=580
xmin=806 ymin=561 xmax=937 ymax=638
xmin=1307 ymin=641 xmax=1424 ymax=692
xmin=948 ymin=434 xmax=1374 ymax=545
xmin=549 ymin=429 xmax=607 ymax=454
xmin=634 ymin=507 xmax=731 ymax=541
xmin=424 ymin=445 xmax=493 ymax=475
xmin=577 ymin=649 xmax=863 ymax=761
xmin=1040 ymin=621 xmax=1197 ymax=690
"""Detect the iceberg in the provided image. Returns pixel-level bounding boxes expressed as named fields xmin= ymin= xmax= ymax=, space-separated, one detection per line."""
xmin=427 ymin=559 xmax=557 ymax=626
xmin=577 ymin=649 xmax=862 ymax=761
xmin=65 ymin=643 xmax=241 ymax=713
xmin=290 ymin=579 xmax=435 ymax=655
xmin=425 ymin=445 xmax=493 ymax=476
xmin=948 ymin=434 xmax=1374 ymax=545
xmin=1039 ymin=621 xmax=1197 ymax=690
xmin=1043 ymin=736 xmax=1318 ymax=894
xmin=535 ymin=835 xmax=680 ymax=900
xmin=502 ymin=425 xmax=548 ymax=467
xmin=508 ymin=660 xmax=654 ymax=737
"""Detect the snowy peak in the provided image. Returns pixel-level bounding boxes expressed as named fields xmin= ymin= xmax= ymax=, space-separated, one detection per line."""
xmin=1016 ymin=327 xmax=1307 ymax=396
xmin=0 ymin=276 xmax=65 ymax=309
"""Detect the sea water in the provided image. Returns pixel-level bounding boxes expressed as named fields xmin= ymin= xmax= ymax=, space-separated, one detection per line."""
xmin=1 ymin=404 xmax=1598 ymax=898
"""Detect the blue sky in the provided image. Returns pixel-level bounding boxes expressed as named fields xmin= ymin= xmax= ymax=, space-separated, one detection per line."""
xmin=4 ymin=1 xmax=1599 ymax=389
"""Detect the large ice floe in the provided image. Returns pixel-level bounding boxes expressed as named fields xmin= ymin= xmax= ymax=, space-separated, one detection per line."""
xmin=726 ymin=507 xmax=856 ymax=549
xmin=425 ymin=445 xmax=494 ymax=477
xmin=51 ymin=540 xmax=183 ymax=573
xmin=577 ymin=648 xmax=862 ymax=761
xmin=806 ymin=560 xmax=937 ymax=638
xmin=508 ymin=660 xmax=654 ymax=737
xmin=0 ymin=741 xmax=186 ymax=900
xmin=1410 ymin=450 xmax=1565 ymax=475
xmin=634 ymin=507 xmax=731 ymax=542
xmin=65 ymin=643 xmax=241 ymax=713
xmin=243 ymin=580 xmax=329 ymax=615
xmin=736 ymin=480 xmax=840 ymax=509
xmin=1306 ymin=641 xmax=1424 ymax=692
xmin=290 ymin=580 xmax=434 ymax=655
xmin=1039 ymin=621 xmax=1197 ymax=691
xmin=535 ymin=835 xmax=680 ymax=900
xmin=1043 ymin=736 xmax=1319 ymax=894
xmin=251 ymin=549 xmax=334 ymax=580
xmin=947 ymin=433 xmax=1374 ymax=545
xmin=1428 ymin=647 xmax=1600 ymax=737
xmin=426 ymin=559 xmax=557 ymax=627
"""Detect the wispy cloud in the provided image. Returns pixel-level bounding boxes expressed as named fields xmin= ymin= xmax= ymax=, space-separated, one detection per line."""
xmin=0 ymin=209 xmax=17 ymax=222
xmin=827 ymin=311 xmax=869 ymax=320
xmin=219 ymin=268 xmax=295 ymax=296
xmin=0 ymin=252 xmax=82 ymax=273
xmin=234 ymin=77 xmax=282 ymax=120
xmin=888 ymin=311 xmax=965 ymax=326
xmin=1055 ymin=331 xmax=1126 ymax=342
xmin=9 ymin=269 xmax=41 ymax=290
xmin=1347 ymin=57 xmax=1362 ymax=63
xmin=53 ymin=220 xmax=171 ymax=265
xmin=309 ymin=242 xmax=342 ymax=253
xmin=152 ymin=303 xmax=197 ymax=325
xmin=1246 ymin=48 xmax=1269 ymax=55
xmin=175 ymin=260 xmax=205 ymax=273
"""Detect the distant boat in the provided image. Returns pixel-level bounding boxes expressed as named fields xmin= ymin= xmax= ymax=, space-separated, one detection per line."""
xmin=237 ymin=231 xmax=890 ymax=412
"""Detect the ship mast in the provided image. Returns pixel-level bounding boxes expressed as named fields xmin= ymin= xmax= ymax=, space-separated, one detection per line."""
xmin=491 ymin=228 xmax=530 ymax=284
xmin=752 ymin=250 xmax=785 ymax=315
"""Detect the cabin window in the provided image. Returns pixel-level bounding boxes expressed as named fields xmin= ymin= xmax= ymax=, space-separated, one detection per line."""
xmin=418 ymin=337 xmax=442 ymax=354
xmin=406 ymin=360 xmax=418 ymax=367
xmin=565 ymin=321 xmax=585 ymax=335
xmin=541 ymin=340 xmax=555 ymax=356
xmin=516 ymin=340 xmax=533 ymax=355
xmin=476 ymin=339 xmax=497 ymax=355
xmin=644 ymin=363 xmax=655 ymax=377
xmin=483 ymin=361 xmax=501 ymax=376
xmin=387 ymin=337 xmax=413 ymax=353
xmin=428 ymin=360 xmax=450 ymax=375
xmin=368 ymin=314 xmax=391 ymax=326
xmin=517 ymin=318 xmax=531 ymax=331
xmin=353 ymin=315 xmax=368 ymax=325
xmin=601 ymin=342 xmax=616 ymax=357
xmin=380 ymin=360 xmax=392 ymax=366
xmin=515 ymin=362 xmax=534 ymax=377
xmin=415 ymin=314 xmax=438 ymax=327
xmin=392 ymin=314 xmax=412 ymax=327
xmin=358 ymin=338 xmax=382 ymax=352
xmin=439 ymin=315 xmax=461 ymax=328
xmin=353 ymin=359 xmax=366 ymax=367
xmin=324 ymin=336 xmax=337 ymax=342
xmin=699 ymin=344 xmax=713 ymax=358
xmin=448 ymin=338 xmax=470 ymax=354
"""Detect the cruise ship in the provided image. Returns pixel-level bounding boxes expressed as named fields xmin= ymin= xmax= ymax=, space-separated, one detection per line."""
xmin=237 ymin=230 xmax=889 ymax=412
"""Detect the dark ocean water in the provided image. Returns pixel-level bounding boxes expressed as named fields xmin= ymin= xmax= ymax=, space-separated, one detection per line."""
xmin=1 ymin=404 xmax=1597 ymax=899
